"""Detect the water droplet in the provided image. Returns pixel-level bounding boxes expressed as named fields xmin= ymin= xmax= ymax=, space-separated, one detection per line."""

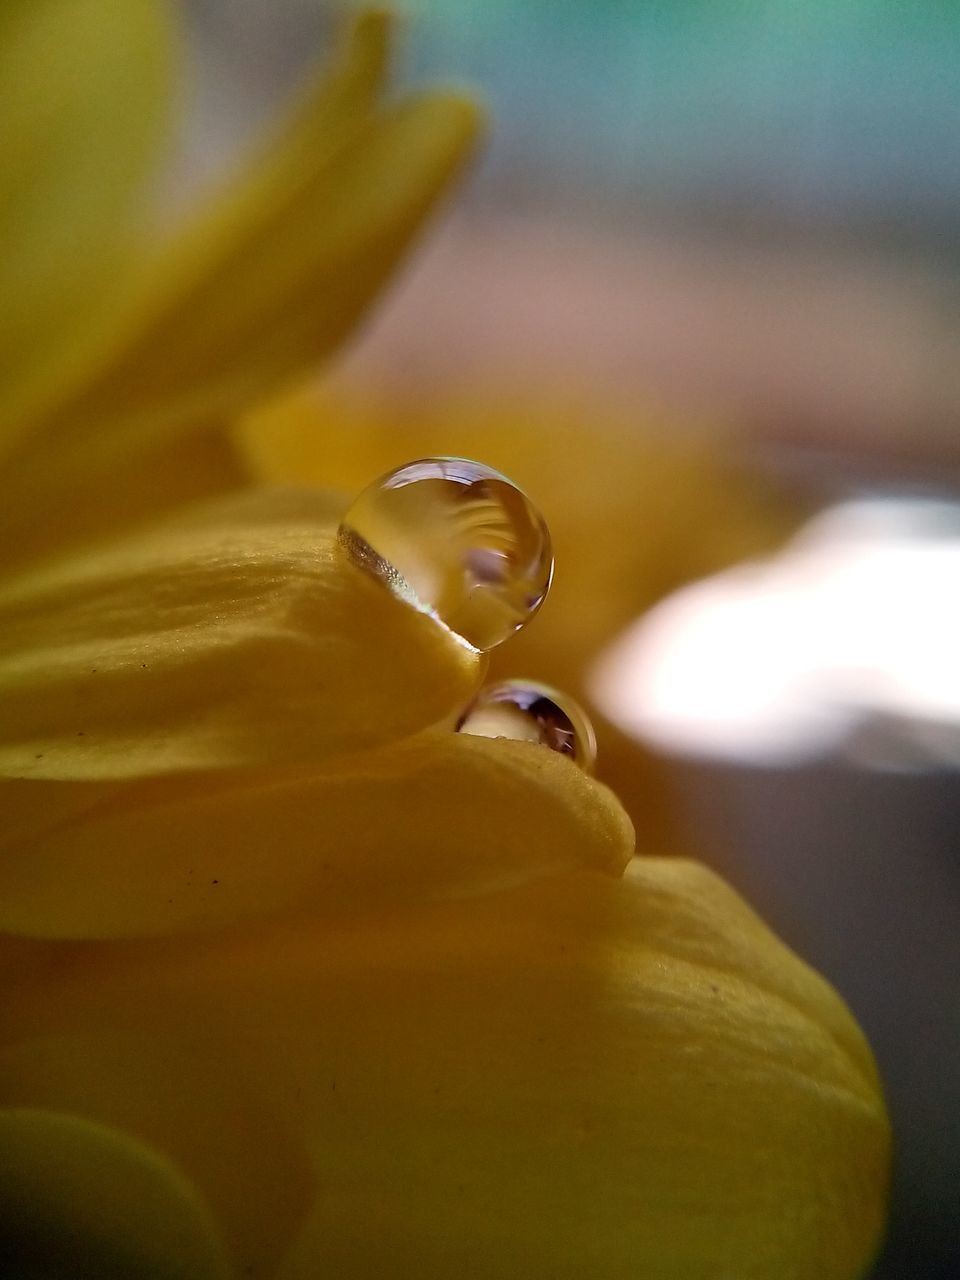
xmin=338 ymin=458 xmax=553 ymax=651
xmin=457 ymin=679 xmax=597 ymax=772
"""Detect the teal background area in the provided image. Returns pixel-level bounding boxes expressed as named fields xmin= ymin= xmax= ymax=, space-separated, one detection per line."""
xmin=403 ymin=0 xmax=960 ymax=245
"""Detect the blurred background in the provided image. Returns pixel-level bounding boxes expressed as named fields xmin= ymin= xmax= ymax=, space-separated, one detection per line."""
xmin=179 ymin=3 xmax=959 ymax=1276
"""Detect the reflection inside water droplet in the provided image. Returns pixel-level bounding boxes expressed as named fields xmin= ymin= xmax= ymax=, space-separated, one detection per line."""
xmin=338 ymin=458 xmax=553 ymax=651
xmin=457 ymin=679 xmax=597 ymax=772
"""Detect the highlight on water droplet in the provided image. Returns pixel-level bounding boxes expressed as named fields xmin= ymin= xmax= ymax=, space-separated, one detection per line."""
xmin=338 ymin=458 xmax=554 ymax=651
xmin=456 ymin=679 xmax=598 ymax=772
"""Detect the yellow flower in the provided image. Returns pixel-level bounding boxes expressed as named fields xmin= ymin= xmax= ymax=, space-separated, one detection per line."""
xmin=0 ymin=3 xmax=889 ymax=1278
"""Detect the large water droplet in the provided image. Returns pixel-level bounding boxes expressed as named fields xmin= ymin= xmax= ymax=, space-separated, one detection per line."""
xmin=338 ymin=458 xmax=553 ymax=651
xmin=457 ymin=679 xmax=597 ymax=772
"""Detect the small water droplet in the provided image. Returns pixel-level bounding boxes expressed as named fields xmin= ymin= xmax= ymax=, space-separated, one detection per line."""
xmin=338 ymin=458 xmax=553 ymax=651
xmin=457 ymin=679 xmax=597 ymax=772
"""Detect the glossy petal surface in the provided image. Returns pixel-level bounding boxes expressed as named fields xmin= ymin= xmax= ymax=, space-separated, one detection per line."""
xmin=0 ymin=859 xmax=889 ymax=1279
xmin=0 ymin=489 xmax=482 ymax=780
xmin=0 ymin=734 xmax=633 ymax=939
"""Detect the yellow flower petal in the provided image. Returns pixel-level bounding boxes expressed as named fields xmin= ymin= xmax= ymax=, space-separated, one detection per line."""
xmin=1 ymin=858 xmax=889 ymax=1279
xmin=0 ymin=425 xmax=247 ymax=574
xmin=0 ymin=488 xmax=482 ymax=780
xmin=0 ymin=0 xmax=175 ymax=452
xmin=275 ymin=862 xmax=888 ymax=1280
xmin=0 ymin=1107 xmax=231 ymax=1279
xmin=10 ymin=12 xmax=483 ymax=489
xmin=0 ymin=733 xmax=633 ymax=939
xmin=0 ymin=1036 xmax=313 ymax=1279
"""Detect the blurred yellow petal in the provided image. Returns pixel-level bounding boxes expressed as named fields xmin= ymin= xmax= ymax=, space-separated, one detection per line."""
xmin=0 ymin=1036 xmax=313 ymax=1279
xmin=0 ymin=1107 xmax=231 ymax=1280
xmin=0 ymin=733 xmax=633 ymax=939
xmin=0 ymin=425 xmax=247 ymax=574
xmin=8 ymin=12 xmax=483 ymax=500
xmin=0 ymin=0 xmax=175 ymax=452
xmin=60 ymin=91 xmax=481 ymax=443
xmin=1 ymin=858 xmax=889 ymax=1279
xmin=0 ymin=489 xmax=481 ymax=780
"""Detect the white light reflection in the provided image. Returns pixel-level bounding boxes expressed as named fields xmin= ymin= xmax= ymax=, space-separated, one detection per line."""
xmin=589 ymin=498 xmax=960 ymax=768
